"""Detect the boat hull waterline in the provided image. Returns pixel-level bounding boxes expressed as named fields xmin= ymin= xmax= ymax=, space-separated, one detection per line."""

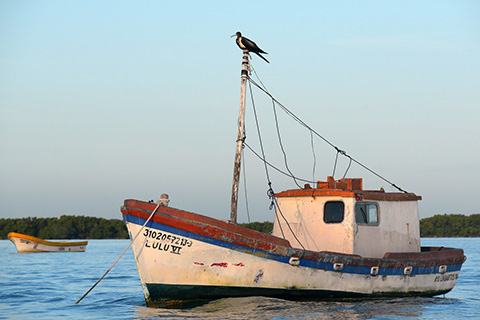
xmin=122 ymin=200 xmax=466 ymax=307
xmin=8 ymin=232 xmax=88 ymax=253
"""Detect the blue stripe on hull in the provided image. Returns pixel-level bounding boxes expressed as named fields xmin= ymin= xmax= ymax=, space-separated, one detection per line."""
xmin=124 ymin=214 xmax=463 ymax=277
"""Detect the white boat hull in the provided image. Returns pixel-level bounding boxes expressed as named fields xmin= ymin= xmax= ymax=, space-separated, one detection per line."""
xmin=122 ymin=202 xmax=465 ymax=307
xmin=8 ymin=233 xmax=87 ymax=253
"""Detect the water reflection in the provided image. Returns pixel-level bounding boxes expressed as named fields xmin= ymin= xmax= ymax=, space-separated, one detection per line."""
xmin=1 ymin=239 xmax=474 ymax=320
xmin=132 ymin=296 xmax=451 ymax=320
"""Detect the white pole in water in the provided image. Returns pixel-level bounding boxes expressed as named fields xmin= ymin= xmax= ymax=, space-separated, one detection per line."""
xmin=230 ymin=51 xmax=249 ymax=223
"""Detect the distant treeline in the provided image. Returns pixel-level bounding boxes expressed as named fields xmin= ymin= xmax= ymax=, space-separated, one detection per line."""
xmin=1 ymin=214 xmax=478 ymax=240
xmin=0 ymin=216 xmax=273 ymax=240
xmin=0 ymin=215 xmax=128 ymax=240
xmin=240 ymin=215 xmax=480 ymax=237
xmin=239 ymin=221 xmax=274 ymax=234
xmin=420 ymin=214 xmax=480 ymax=237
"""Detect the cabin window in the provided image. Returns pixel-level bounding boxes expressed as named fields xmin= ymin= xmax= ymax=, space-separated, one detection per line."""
xmin=355 ymin=202 xmax=379 ymax=225
xmin=324 ymin=201 xmax=344 ymax=223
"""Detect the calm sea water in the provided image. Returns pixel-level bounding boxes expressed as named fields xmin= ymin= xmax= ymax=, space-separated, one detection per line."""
xmin=0 ymin=238 xmax=478 ymax=320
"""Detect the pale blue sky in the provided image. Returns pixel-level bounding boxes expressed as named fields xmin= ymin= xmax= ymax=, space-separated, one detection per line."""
xmin=1 ymin=1 xmax=479 ymax=222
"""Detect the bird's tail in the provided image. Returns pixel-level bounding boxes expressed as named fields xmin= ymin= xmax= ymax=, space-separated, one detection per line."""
xmin=255 ymin=52 xmax=269 ymax=63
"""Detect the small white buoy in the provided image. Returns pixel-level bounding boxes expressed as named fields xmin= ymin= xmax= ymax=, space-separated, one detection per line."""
xmin=157 ymin=194 xmax=170 ymax=206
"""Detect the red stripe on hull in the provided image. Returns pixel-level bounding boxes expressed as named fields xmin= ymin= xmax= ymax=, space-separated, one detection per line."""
xmin=122 ymin=199 xmax=466 ymax=269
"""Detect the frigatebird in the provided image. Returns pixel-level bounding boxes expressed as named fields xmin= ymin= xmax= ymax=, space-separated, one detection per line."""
xmin=231 ymin=31 xmax=269 ymax=63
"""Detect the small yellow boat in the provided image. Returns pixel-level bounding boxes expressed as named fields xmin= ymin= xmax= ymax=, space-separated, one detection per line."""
xmin=8 ymin=232 xmax=88 ymax=253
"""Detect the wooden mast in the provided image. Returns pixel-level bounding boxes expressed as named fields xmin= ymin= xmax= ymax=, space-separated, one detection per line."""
xmin=230 ymin=51 xmax=249 ymax=223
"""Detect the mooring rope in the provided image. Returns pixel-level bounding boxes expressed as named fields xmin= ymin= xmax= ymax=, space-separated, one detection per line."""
xmin=0 ymin=242 xmax=11 ymax=252
xmin=75 ymin=202 xmax=162 ymax=304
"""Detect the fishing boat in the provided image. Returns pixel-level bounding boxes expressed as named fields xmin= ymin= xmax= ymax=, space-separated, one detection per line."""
xmin=8 ymin=232 xmax=88 ymax=253
xmin=122 ymin=51 xmax=466 ymax=307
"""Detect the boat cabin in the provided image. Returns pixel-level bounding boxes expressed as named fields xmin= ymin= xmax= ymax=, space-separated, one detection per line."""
xmin=272 ymin=177 xmax=422 ymax=258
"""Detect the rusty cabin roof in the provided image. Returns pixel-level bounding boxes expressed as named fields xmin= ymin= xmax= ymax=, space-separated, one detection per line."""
xmin=275 ymin=176 xmax=422 ymax=201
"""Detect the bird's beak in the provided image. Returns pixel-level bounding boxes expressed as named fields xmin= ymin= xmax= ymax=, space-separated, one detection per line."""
xmin=230 ymin=34 xmax=236 ymax=38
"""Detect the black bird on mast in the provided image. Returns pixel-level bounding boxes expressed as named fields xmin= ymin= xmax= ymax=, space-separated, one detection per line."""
xmin=231 ymin=31 xmax=269 ymax=63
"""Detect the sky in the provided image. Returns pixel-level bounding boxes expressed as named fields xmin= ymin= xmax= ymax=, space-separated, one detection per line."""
xmin=1 ymin=1 xmax=479 ymax=222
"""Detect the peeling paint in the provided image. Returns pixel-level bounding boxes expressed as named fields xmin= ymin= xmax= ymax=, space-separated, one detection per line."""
xmin=254 ymin=269 xmax=264 ymax=284
xmin=211 ymin=262 xmax=228 ymax=268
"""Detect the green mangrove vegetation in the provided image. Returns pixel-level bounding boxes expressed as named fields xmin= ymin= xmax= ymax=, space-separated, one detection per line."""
xmin=0 ymin=215 xmax=128 ymax=239
xmin=1 ymin=213 xmax=478 ymax=240
xmin=419 ymin=213 xmax=480 ymax=237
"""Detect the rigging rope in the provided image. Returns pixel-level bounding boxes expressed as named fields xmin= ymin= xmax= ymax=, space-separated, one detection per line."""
xmin=246 ymin=76 xmax=409 ymax=193
xmin=249 ymin=61 xmax=268 ymax=92
xmin=273 ymin=197 xmax=306 ymax=254
xmin=241 ymin=148 xmax=251 ymax=223
xmin=310 ymin=130 xmax=317 ymax=184
xmin=243 ymin=57 xmax=408 ymax=255
xmin=248 ymin=80 xmax=271 ymax=184
xmin=246 ymin=65 xmax=307 ymax=250
xmin=243 ymin=142 xmax=314 ymax=184
xmin=271 ymin=96 xmax=302 ymax=189
xmin=251 ymin=62 xmax=303 ymax=188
